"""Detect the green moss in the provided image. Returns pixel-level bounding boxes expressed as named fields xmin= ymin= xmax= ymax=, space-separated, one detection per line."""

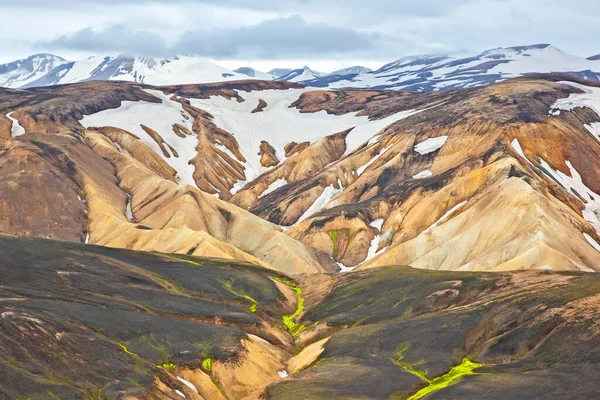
xmin=391 ymin=342 xmax=484 ymax=400
xmin=348 ymin=230 xmax=357 ymax=245
xmin=406 ymin=358 xmax=483 ymax=400
xmin=328 ymin=231 xmax=338 ymax=257
xmin=119 ymin=344 xmax=140 ymax=359
xmin=202 ymin=358 xmax=212 ymax=372
xmin=219 ymin=278 xmax=259 ymax=313
xmin=157 ymin=363 xmax=176 ymax=371
xmin=272 ymin=277 xmax=306 ymax=337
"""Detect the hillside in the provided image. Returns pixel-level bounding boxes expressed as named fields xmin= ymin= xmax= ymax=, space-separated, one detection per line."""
xmin=2 ymin=236 xmax=600 ymax=399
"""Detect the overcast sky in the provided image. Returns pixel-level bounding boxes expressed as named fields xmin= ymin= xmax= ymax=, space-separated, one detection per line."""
xmin=1 ymin=0 xmax=599 ymax=71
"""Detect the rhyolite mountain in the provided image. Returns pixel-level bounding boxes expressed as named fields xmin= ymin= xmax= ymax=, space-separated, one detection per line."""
xmin=3 ymin=64 xmax=600 ymax=397
xmin=3 ymin=73 xmax=600 ymax=274
xmin=2 ymin=44 xmax=600 ymax=90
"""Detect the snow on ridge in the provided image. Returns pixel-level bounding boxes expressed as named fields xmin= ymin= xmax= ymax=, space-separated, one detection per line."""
xmin=259 ymin=178 xmax=288 ymax=198
xmin=357 ymin=147 xmax=388 ymax=176
xmin=413 ymin=136 xmax=448 ymax=155
xmin=176 ymin=377 xmax=199 ymax=394
xmin=190 ymin=89 xmax=423 ymax=190
xmin=6 ymin=112 xmax=25 ymax=137
xmin=539 ymin=158 xmax=600 ymax=235
xmin=296 ymin=184 xmax=343 ymax=224
xmin=81 ymin=89 xmax=199 ymax=188
xmin=510 ymin=138 xmax=526 ymax=159
xmin=423 ymin=201 xmax=467 ymax=233
xmin=584 ymin=233 xmax=600 ymax=252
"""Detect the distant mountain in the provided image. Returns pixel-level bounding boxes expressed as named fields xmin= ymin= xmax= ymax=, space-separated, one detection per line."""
xmin=19 ymin=54 xmax=251 ymax=87
xmin=0 ymin=53 xmax=68 ymax=88
xmin=304 ymin=44 xmax=600 ymax=90
xmin=1 ymin=44 xmax=600 ymax=91
xmin=331 ymin=65 xmax=372 ymax=75
xmin=234 ymin=66 xmax=275 ymax=80
xmin=277 ymin=66 xmax=324 ymax=82
xmin=268 ymin=68 xmax=294 ymax=78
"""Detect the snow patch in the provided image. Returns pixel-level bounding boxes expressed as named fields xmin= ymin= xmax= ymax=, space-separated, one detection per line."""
xmin=413 ymin=136 xmax=448 ymax=155
xmin=125 ymin=193 xmax=134 ymax=222
xmin=296 ymin=184 xmax=343 ymax=224
xmin=259 ymin=178 xmax=288 ymax=198
xmin=510 ymin=138 xmax=527 ymax=159
xmin=6 ymin=112 xmax=25 ymax=137
xmin=190 ymin=89 xmax=422 ymax=189
xmin=537 ymin=265 xmax=553 ymax=270
xmin=413 ymin=170 xmax=432 ymax=179
xmin=584 ymin=233 xmax=600 ymax=252
xmin=278 ymin=370 xmax=289 ymax=378
xmin=175 ymin=389 xmax=186 ymax=398
xmin=337 ymin=262 xmax=355 ymax=273
xmin=177 ymin=377 xmax=199 ymax=394
xmin=539 ymin=158 xmax=600 ymax=234
xmin=357 ymin=146 xmax=388 ymax=176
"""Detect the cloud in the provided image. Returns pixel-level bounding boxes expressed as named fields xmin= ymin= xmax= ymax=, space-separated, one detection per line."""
xmin=176 ymin=15 xmax=376 ymax=59
xmin=37 ymin=25 xmax=170 ymax=56
xmin=37 ymin=16 xmax=378 ymax=59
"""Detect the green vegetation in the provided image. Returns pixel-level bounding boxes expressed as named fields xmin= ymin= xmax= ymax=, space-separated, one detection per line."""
xmin=157 ymin=363 xmax=176 ymax=371
xmin=328 ymin=231 xmax=338 ymax=257
xmin=202 ymin=358 xmax=212 ymax=372
xmin=272 ymin=277 xmax=306 ymax=337
xmin=119 ymin=344 xmax=140 ymax=359
xmin=391 ymin=342 xmax=484 ymax=400
xmin=219 ymin=278 xmax=259 ymax=313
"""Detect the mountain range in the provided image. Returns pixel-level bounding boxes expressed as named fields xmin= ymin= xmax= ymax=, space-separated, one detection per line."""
xmin=2 ymin=44 xmax=600 ymax=91
xmin=3 ymin=44 xmax=600 ymax=399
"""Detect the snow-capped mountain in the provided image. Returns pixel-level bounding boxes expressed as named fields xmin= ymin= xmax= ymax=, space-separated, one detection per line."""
xmin=1 ymin=44 xmax=600 ymax=91
xmin=331 ymin=66 xmax=373 ymax=75
xmin=234 ymin=67 xmax=276 ymax=80
xmin=17 ymin=54 xmax=251 ymax=88
xmin=277 ymin=66 xmax=324 ymax=82
xmin=0 ymin=53 xmax=68 ymax=88
xmin=304 ymin=44 xmax=600 ymax=90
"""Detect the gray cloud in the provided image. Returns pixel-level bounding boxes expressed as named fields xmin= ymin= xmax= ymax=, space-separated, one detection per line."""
xmin=37 ymin=25 xmax=170 ymax=56
xmin=176 ymin=15 xmax=376 ymax=59
xmin=38 ymin=16 xmax=378 ymax=59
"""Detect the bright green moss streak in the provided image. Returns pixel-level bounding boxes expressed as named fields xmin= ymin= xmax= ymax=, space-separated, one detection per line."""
xmin=392 ymin=342 xmax=484 ymax=400
xmin=202 ymin=358 xmax=212 ymax=372
xmin=119 ymin=344 xmax=140 ymax=358
xmin=219 ymin=278 xmax=259 ymax=313
xmin=157 ymin=363 xmax=176 ymax=371
xmin=272 ymin=277 xmax=306 ymax=337
xmin=348 ymin=229 xmax=357 ymax=245
xmin=328 ymin=231 xmax=338 ymax=257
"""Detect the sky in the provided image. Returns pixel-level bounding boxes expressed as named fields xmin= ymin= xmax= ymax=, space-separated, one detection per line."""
xmin=0 ymin=0 xmax=599 ymax=72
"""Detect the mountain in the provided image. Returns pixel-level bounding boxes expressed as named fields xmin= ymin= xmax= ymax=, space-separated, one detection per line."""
xmin=21 ymin=54 xmax=252 ymax=87
xmin=331 ymin=65 xmax=373 ymax=75
xmin=276 ymin=65 xmax=324 ymax=82
xmin=0 ymin=53 xmax=68 ymax=88
xmin=234 ymin=66 xmax=275 ymax=80
xmin=3 ymin=73 xmax=600 ymax=275
xmin=2 ymin=45 xmax=600 ymax=92
xmin=304 ymin=44 xmax=600 ymax=90
xmin=4 ymin=69 xmax=600 ymax=398
xmin=268 ymin=67 xmax=294 ymax=78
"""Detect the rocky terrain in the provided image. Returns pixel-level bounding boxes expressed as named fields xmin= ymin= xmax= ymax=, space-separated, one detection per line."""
xmin=3 ymin=71 xmax=600 ymax=398
xmin=3 ymin=236 xmax=600 ymax=399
